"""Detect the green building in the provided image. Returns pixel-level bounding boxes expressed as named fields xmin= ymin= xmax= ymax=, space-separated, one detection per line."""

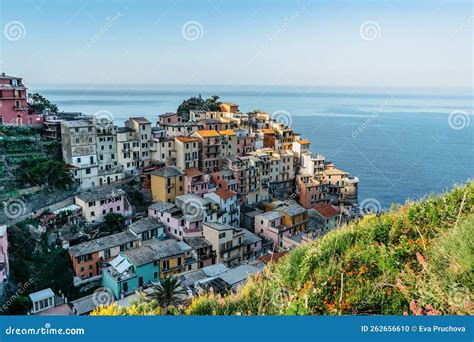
xmin=102 ymin=246 xmax=161 ymax=299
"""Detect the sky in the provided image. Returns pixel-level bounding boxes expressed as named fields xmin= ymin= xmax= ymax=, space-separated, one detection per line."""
xmin=0 ymin=0 xmax=472 ymax=88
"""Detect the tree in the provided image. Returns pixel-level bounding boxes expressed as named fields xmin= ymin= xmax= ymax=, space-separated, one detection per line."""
xmin=153 ymin=277 xmax=187 ymax=308
xmin=28 ymin=93 xmax=58 ymax=114
xmin=102 ymin=213 xmax=126 ymax=234
xmin=176 ymin=95 xmax=222 ymax=121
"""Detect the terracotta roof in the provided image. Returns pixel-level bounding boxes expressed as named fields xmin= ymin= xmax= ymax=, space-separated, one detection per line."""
xmin=261 ymin=128 xmax=276 ymax=135
xmin=297 ymin=139 xmax=310 ymax=145
xmin=259 ymin=251 xmax=287 ymax=265
xmin=212 ymin=188 xmax=237 ymax=200
xmin=218 ymin=129 xmax=236 ymax=136
xmin=184 ymin=168 xmax=204 ymax=177
xmin=195 ymin=130 xmax=220 ymax=137
xmin=175 ymin=136 xmax=198 ymax=143
xmin=323 ymin=167 xmax=348 ymax=176
xmin=313 ymin=203 xmax=338 ymax=219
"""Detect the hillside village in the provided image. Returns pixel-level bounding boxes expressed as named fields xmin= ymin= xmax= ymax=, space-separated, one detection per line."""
xmin=0 ymin=74 xmax=360 ymax=315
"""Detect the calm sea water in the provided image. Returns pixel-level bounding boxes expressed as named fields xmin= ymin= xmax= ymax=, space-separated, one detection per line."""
xmin=32 ymin=85 xmax=473 ymax=208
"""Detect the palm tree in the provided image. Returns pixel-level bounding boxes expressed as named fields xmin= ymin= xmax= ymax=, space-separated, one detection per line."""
xmin=154 ymin=277 xmax=187 ymax=308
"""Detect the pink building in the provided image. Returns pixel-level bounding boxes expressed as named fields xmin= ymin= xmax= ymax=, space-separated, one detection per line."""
xmin=184 ymin=168 xmax=210 ymax=197
xmin=0 ymin=73 xmax=43 ymax=126
xmin=255 ymin=210 xmax=290 ymax=249
xmin=242 ymin=229 xmax=263 ymax=260
xmin=148 ymin=202 xmax=202 ymax=240
xmin=210 ymin=170 xmax=238 ymax=193
xmin=74 ymin=188 xmax=132 ymax=223
xmin=158 ymin=112 xmax=182 ymax=126
xmin=236 ymin=129 xmax=255 ymax=156
xmin=0 ymin=225 xmax=9 ymax=282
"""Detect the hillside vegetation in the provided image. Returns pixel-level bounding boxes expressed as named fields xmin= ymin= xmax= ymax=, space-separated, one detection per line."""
xmin=94 ymin=182 xmax=473 ymax=316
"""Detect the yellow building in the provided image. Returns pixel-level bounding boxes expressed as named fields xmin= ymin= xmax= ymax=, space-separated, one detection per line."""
xmin=145 ymin=239 xmax=186 ymax=279
xmin=218 ymin=129 xmax=238 ymax=158
xmin=278 ymin=204 xmax=309 ymax=234
xmin=150 ymin=166 xmax=184 ymax=203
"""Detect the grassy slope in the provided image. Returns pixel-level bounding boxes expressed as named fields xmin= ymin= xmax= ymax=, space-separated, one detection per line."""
xmin=185 ymin=183 xmax=473 ymax=315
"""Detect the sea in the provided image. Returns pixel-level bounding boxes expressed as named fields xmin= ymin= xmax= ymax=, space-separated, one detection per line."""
xmin=31 ymin=84 xmax=473 ymax=209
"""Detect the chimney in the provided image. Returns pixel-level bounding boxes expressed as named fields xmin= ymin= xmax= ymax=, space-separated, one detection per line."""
xmin=1 ymin=72 xmax=5 ymax=77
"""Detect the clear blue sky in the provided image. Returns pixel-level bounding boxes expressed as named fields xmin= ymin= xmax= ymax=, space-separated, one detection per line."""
xmin=0 ymin=0 xmax=472 ymax=87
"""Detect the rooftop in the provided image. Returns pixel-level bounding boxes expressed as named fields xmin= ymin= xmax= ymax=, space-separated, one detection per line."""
xmin=218 ymin=129 xmax=236 ymax=136
xmin=184 ymin=236 xmax=212 ymax=250
xmin=145 ymin=239 xmax=184 ymax=259
xmin=151 ymin=166 xmax=183 ymax=177
xmin=149 ymin=201 xmax=176 ymax=213
xmin=29 ymin=288 xmax=55 ymax=302
xmin=211 ymin=188 xmax=237 ymax=200
xmin=129 ymin=117 xmax=150 ymax=124
xmin=124 ymin=246 xmax=159 ymax=266
xmin=61 ymin=120 xmax=93 ymax=128
xmin=243 ymin=229 xmax=262 ymax=245
xmin=259 ymin=210 xmax=283 ymax=221
xmin=69 ymin=231 xmax=138 ymax=257
xmin=184 ymin=168 xmax=204 ymax=177
xmin=75 ymin=188 xmax=125 ymax=203
xmin=128 ymin=217 xmax=163 ymax=235
xmin=175 ymin=136 xmax=198 ymax=143
xmin=204 ymin=222 xmax=242 ymax=233
xmin=279 ymin=204 xmax=307 ymax=217
xmin=313 ymin=203 xmax=338 ymax=219
xmin=194 ymin=130 xmax=220 ymax=138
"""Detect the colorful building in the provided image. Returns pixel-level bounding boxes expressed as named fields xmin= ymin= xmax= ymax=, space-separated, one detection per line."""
xmin=69 ymin=231 xmax=139 ymax=279
xmin=150 ymin=166 xmax=184 ymax=203
xmin=202 ymin=222 xmax=244 ymax=266
xmin=0 ymin=225 xmax=9 ymax=282
xmin=0 ymin=73 xmax=43 ymax=126
xmin=74 ymin=188 xmax=132 ymax=223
